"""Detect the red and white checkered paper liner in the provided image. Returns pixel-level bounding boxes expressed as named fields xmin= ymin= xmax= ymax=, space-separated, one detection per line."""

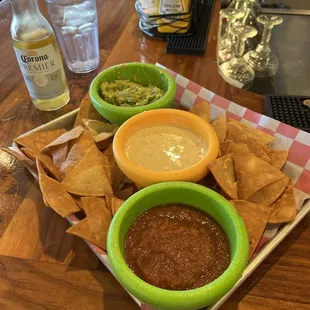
xmin=67 ymin=65 xmax=310 ymax=310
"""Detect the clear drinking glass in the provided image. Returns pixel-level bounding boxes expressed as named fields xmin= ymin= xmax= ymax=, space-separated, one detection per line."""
xmin=220 ymin=24 xmax=258 ymax=89
xmin=217 ymin=8 xmax=245 ymax=65
xmin=244 ymin=15 xmax=283 ymax=77
xmin=45 ymin=0 xmax=100 ymax=74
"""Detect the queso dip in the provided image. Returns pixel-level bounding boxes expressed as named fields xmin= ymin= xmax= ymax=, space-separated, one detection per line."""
xmin=125 ymin=125 xmax=207 ymax=171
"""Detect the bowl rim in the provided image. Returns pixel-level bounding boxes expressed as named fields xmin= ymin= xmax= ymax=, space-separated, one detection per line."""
xmin=89 ymin=62 xmax=176 ymax=112
xmin=112 ymin=108 xmax=219 ymax=179
xmin=107 ymin=182 xmax=249 ymax=309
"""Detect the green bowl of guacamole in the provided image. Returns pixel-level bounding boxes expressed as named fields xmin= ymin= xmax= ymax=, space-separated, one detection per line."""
xmin=90 ymin=63 xmax=176 ymax=125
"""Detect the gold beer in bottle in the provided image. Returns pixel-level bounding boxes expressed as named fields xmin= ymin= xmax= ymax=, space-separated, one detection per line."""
xmin=10 ymin=0 xmax=70 ymax=111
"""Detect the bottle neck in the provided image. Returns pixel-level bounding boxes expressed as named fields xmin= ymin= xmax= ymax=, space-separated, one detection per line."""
xmin=10 ymin=0 xmax=53 ymax=42
xmin=10 ymin=0 xmax=40 ymax=17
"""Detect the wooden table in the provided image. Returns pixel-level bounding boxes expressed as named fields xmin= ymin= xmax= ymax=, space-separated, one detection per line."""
xmin=0 ymin=0 xmax=309 ymax=309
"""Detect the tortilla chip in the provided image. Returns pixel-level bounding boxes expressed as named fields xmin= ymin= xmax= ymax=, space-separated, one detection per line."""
xmin=248 ymin=176 xmax=289 ymax=207
xmin=96 ymin=137 xmax=113 ymax=150
xmin=223 ymin=137 xmax=272 ymax=161
xmin=50 ymin=143 xmax=69 ymax=171
xmin=102 ymin=143 xmax=114 ymax=162
xmin=94 ymin=132 xmax=115 ymax=143
xmin=82 ymin=119 xmax=111 ymax=134
xmin=238 ymin=135 xmax=273 ymax=155
xmin=263 ymin=144 xmax=274 ymax=154
xmin=36 ymin=158 xmax=47 ymax=177
xmin=212 ymin=125 xmax=227 ymax=144
xmin=60 ymin=130 xmax=95 ymax=177
xmin=234 ymin=153 xmax=284 ymax=200
xmin=20 ymin=147 xmax=36 ymax=161
xmin=102 ymin=160 xmax=124 ymax=190
xmin=14 ymin=129 xmax=66 ymax=153
xmin=211 ymin=112 xmax=226 ymax=127
xmin=38 ymin=154 xmax=62 ymax=181
xmin=36 ymin=159 xmax=48 ymax=205
xmin=39 ymin=174 xmax=80 ymax=217
xmin=239 ymin=121 xmax=275 ymax=145
xmin=82 ymin=119 xmax=118 ymax=143
xmin=268 ymin=180 xmax=296 ymax=224
xmin=115 ymin=187 xmax=133 ymax=200
xmin=219 ymin=141 xmax=231 ymax=156
xmin=228 ymin=142 xmax=251 ymax=154
xmin=102 ymin=145 xmax=124 ymax=190
xmin=22 ymin=148 xmax=62 ymax=181
xmin=268 ymin=150 xmax=288 ymax=169
xmin=81 ymin=196 xmax=108 ymax=216
xmin=66 ymin=205 xmax=112 ymax=250
xmin=42 ymin=126 xmax=85 ymax=151
xmin=226 ymin=121 xmax=247 ymax=142
xmin=226 ymin=121 xmax=274 ymax=150
xmin=74 ymin=98 xmax=104 ymax=127
xmin=105 ymin=194 xmax=125 ymax=214
xmin=189 ymin=100 xmax=210 ymax=122
xmin=61 ymin=145 xmax=113 ymax=196
xmin=228 ymin=119 xmax=275 ymax=145
xmin=230 ymin=200 xmax=271 ymax=257
xmin=111 ymin=197 xmax=125 ymax=216
xmin=209 ymin=154 xmax=238 ymax=199
xmin=70 ymin=195 xmax=83 ymax=209
xmin=105 ymin=195 xmax=113 ymax=212
xmin=242 ymin=138 xmax=271 ymax=162
xmin=210 ymin=113 xmax=227 ymax=143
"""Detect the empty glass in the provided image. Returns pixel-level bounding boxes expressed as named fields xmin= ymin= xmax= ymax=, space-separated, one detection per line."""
xmin=244 ymin=15 xmax=283 ymax=77
xmin=229 ymin=0 xmax=261 ymax=13
xmin=45 ymin=0 xmax=100 ymax=74
xmin=220 ymin=24 xmax=258 ymax=89
xmin=218 ymin=8 xmax=245 ymax=64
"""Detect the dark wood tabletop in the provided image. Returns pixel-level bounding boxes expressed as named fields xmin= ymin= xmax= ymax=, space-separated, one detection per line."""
xmin=0 ymin=0 xmax=309 ymax=309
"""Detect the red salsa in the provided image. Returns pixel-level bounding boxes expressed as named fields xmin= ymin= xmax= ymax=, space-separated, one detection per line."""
xmin=124 ymin=204 xmax=230 ymax=290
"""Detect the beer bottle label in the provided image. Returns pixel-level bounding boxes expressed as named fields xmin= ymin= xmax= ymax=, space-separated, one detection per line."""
xmin=14 ymin=44 xmax=65 ymax=100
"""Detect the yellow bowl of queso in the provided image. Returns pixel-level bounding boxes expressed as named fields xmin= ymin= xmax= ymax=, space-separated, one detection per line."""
xmin=113 ymin=109 xmax=219 ymax=187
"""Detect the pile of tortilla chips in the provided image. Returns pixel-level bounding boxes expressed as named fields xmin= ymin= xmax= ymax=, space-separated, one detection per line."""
xmin=2 ymin=99 xmax=135 ymax=251
xmin=190 ymin=101 xmax=296 ymax=257
xmin=2 ymin=98 xmax=297 ymax=258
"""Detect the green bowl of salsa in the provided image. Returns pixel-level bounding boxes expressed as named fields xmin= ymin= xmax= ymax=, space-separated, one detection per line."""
xmin=89 ymin=63 xmax=176 ymax=125
xmin=107 ymin=182 xmax=249 ymax=310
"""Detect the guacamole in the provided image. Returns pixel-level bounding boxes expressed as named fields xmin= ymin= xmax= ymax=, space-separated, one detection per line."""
xmin=100 ymin=80 xmax=164 ymax=107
